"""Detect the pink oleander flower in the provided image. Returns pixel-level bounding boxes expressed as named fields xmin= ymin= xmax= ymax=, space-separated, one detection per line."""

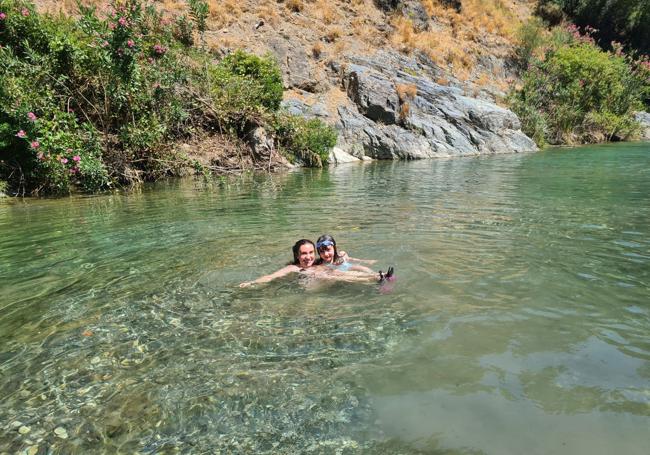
xmin=118 ymin=16 xmax=127 ymax=27
xmin=60 ymin=157 xmax=68 ymax=164
xmin=153 ymin=44 xmax=166 ymax=55
xmin=30 ymin=141 xmax=39 ymax=149
xmin=21 ymin=8 xmax=29 ymax=16
xmin=69 ymin=167 xmax=78 ymax=174
xmin=73 ymin=155 xmax=81 ymax=162
xmin=37 ymin=152 xmax=44 ymax=160
xmin=147 ymin=57 xmax=154 ymax=64
xmin=127 ymin=39 xmax=135 ymax=48
xmin=101 ymin=40 xmax=109 ymax=48
xmin=0 ymin=12 xmax=6 ymax=20
xmin=27 ymin=112 xmax=37 ymax=121
xmin=16 ymin=130 xmax=26 ymax=138
xmin=109 ymin=22 xmax=116 ymax=30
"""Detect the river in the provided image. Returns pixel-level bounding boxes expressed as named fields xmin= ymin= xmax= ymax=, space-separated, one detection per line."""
xmin=1 ymin=142 xmax=648 ymax=453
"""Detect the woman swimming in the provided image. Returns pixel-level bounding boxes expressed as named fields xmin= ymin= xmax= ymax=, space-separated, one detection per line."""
xmin=239 ymin=237 xmax=394 ymax=287
xmin=239 ymin=239 xmax=317 ymax=287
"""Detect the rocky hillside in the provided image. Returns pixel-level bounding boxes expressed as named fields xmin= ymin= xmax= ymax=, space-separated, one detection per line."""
xmin=40 ymin=0 xmax=540 ymax=161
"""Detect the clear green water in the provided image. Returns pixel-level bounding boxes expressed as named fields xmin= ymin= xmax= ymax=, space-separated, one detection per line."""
xmin=1 ymin=143 xmax=649 ymax=454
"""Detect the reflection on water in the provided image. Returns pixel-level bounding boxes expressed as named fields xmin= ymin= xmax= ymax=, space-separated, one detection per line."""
xmin=1 ymin=142 xmax=649 ymax=453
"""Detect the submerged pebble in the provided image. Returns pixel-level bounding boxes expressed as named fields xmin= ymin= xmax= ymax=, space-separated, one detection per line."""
xmin=54 ymin=427 xmax=68 ymax=439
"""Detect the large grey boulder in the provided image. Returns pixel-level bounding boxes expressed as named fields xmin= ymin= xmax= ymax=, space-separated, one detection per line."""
xmin=268 ymin=38 xmax=323 ymax=92
xmin=343 ymin=64 xmax=399 ymax=124
xmin=336 ymin=52 xmax=537 ymax=159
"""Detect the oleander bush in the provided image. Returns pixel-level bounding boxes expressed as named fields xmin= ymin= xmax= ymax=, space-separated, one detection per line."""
xmin=0 ymin=0 xmax=336 ymax=196
xmin=536 ymin=0 xmax=650 ymax=55
xmin=510 ymin=24 xmax=649 ymax=146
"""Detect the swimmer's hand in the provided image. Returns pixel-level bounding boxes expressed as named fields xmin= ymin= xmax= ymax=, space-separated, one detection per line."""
xmin=239 ymin=281 xmax=254 ymax=288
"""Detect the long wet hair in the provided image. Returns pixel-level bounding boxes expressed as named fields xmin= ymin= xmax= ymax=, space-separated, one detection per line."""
xmin=291 ymin=239 xmax=316 ymax=266
xmin=315 ymin=234 xmax=342 ymax=265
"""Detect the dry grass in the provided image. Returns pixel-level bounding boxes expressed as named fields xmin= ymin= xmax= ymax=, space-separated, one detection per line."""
xmin=162 ymin=0 xmax=185 ymax=14
xmin=332 ymin=38 xmax=348 ymax=56
xmin=474 ymin=72 xmax=493 ymax=87
xmin=399 ymin=101 xmax=411 ymax=122
xmin=312 ymin=41 xmax=323 ymax=58
xmin=351 ymin=17 xmax=382 ymax=45
xmin=391 ymin=17 xmax=417 ymax=52
xmin=389 ymin=0 xmax=524 ymax=80
xmin=37 ymin=0 xmax=105 ymax=14
xmin=316 ymin=0 xmax=337 ymax=24
xmin=208 ymin=0 xmax=242 ymax=28
xmin=435 ymin=76 xmax=450 ymax=86
xmin=258 ymin=1 xmax=280 ymax=26
xmin=396 ymin=83 xmax=417 ymax=102
xmin=324 ymin=26 xmax=343 ymax=43
xmin=285 ymin=0 xmax=304 ymax=13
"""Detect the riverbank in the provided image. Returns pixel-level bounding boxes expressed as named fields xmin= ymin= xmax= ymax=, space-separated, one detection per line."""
xmin=2 ymin=0 xmax=648 ymax=196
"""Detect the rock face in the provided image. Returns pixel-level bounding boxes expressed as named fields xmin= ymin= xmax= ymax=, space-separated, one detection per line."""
xmin=268 ymin=37 xmax=324 ymax=92
xmin=333 ymin=52 xmax=537 ymax=160
xmin=373 ymin=0 xmax=430 ymax=31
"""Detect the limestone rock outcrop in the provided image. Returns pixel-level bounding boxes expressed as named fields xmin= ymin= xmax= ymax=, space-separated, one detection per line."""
xmin=334 ymin=52 xmax=537 ymax=160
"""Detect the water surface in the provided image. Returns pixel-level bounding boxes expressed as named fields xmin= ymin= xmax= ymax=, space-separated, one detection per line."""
xmin=1 ymin=142 xmax=649 ymax=453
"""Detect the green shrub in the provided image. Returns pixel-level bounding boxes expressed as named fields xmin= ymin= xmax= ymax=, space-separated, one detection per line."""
xmin=211 ymin=50 xmax=283 ymax=117
xmin=188 ymin=0 xmax=208 ymax=34
xmin=0 ymin=0 xmax=327 ymax=196
xmin=514 ymin=17 xmax=547 ymax=70
xmin=274 ymin=114 xmax=337 ymax=167
xmin=536 ymin=0 xmax=650 ymax=55
xmin=510 ymin=32 xmax=647 ymax=145
xmin=0 ymin=0 xmax=203 ymax=194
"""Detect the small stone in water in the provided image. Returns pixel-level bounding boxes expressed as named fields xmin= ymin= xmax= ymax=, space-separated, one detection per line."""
xmin=18 ymin=426 xmax=31 ymax=435
xmin=27 ymin=446 xmax=39 ymax=455
xmin=54 ymin=427 xmax=68 ymax=439
xmin=91 ymin=356 xmax=100 ymax=364
xmin=10 ymin=421 xmax=23 ymax=429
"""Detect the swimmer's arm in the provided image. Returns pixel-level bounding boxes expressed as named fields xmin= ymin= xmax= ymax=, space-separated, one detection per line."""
xmin=346 ymin=255 xmax=377 ymax=265
xmin=339 ymin=250 xmax=377 ymax=265
xmin=239 ymin=265 xmax=298 ymax=287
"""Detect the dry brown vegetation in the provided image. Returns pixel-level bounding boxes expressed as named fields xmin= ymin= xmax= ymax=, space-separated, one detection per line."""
xmin=35 ymin=0 xmax=533 ymax=96
xmin=285 ymin=0 xmax=304 ymax=13
xmin=396 ymin=83 xmax=418 ymax=102
xmin=397 ymin=0 xmax=525 ymax=78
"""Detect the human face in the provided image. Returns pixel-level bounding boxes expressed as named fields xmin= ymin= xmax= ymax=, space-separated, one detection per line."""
xmin=298 ymin=243 xmax=316 ymax=268
xmin=318 ymin=244 xmax=335 ymax=264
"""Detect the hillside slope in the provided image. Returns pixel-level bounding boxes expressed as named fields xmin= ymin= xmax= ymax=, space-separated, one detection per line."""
xmin=39 ymin=0 xmax=539 ymax=161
